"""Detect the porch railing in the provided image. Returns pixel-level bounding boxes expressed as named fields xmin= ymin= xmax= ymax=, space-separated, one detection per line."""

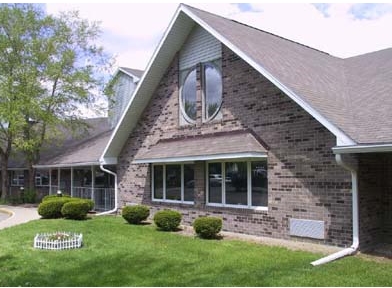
xmin=72 ymin=187 xmax=115 ymax=212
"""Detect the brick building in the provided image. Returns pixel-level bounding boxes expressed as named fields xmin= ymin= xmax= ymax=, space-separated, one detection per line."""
xmin=100 ymin=5 xmax=392 ymax=260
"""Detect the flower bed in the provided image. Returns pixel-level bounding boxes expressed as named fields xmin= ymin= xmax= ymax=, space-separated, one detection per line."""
xmin=34 ymin=232 xmax=83 ymax=250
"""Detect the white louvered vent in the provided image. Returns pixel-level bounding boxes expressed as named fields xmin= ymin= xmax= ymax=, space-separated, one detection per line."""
xmin=289 ymin=218 xmax=325 ymax=239
xmin=179 ymin=25 xmax=221 ymax=70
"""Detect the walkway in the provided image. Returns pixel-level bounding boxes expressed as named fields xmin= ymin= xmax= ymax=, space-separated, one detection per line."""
xmin=0 ymin=205 xmax=41 ymax=230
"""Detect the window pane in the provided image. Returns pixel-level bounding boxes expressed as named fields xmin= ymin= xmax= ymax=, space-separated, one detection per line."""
xmin=181 ymin=69 xmax=197 ymax=121
xmin=153 ymin=165 xmax=163 ymax=199
xmin=166 ymin=165 xmax=181 ymax=201
xmin=251 ymin=161 xmax=268 ymax=206
xmin=208 ymin=163 xmax=222 ymax=203
xmin=204 ymin=64 xmax=222 ymax=120
xmin=184 ymin=164 xmax=194 ymax=202
xmin=226 ymin=162 xmax=247 ymax=205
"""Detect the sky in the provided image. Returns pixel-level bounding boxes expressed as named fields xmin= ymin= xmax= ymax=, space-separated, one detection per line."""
xmin=44 ymin=2 xmax=392 ymax=72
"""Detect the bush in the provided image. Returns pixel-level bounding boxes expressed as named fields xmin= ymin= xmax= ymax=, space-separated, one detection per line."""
xmin=42 ymin=194 xmax=71 ymax=202
xmin=61 ymin=200 xmax=92 ymax=220
xmin=193 ymin=216 xmax=223 ymax=239
xmin=22 ymin=189 xmax=37 ymax=204
xmin=122 ymin=205 xmax=150 ymax=224
xmin=153 ymin=210 xmax=182 ymax=231
xmin=38 ymin=198 xmax=73 ymax=219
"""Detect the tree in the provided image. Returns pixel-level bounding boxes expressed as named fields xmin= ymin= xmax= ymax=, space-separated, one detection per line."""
xmin=0 ymin=4 xmax=113 ymax=199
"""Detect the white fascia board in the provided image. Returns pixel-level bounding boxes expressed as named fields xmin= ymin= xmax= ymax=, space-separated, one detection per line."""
xmin=181 ymin=6 xmax=355 ymax=146
xmin=101 ymin=6 xmax=184 ymax=160
xmin=33 ymin=161 xmax=100 ymax=169
xmin=333 ymin=144 xmax=392 ymax=154
xmin=133 ymin=152 xmax=267 ymax=164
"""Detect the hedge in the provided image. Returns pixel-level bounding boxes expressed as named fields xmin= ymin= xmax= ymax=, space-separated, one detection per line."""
xmin=122 ymin=205 xmax=150 ymax=224
xmin=38 ymin=198 xmax=73 ymax=219
xmin=193 ymin=216 xmax=222 ymax=239
xmin=153 ymin=210 xmax=182 ymax=231
xmin=61 ymin=200 xmax=93 ymax=220
xmin=38 ymin=196 xmax=94 ymax=219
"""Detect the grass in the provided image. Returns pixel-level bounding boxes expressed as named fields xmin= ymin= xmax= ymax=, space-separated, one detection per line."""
xmin=0 ymin=216 xmax=391 ymax=286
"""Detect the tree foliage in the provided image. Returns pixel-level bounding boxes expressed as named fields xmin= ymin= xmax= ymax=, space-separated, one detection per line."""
xmin=0 ymin=4 xmax=113 ymax=197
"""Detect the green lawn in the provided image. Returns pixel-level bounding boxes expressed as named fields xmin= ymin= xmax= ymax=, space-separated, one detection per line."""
xmin=0 ymin=216 xmax=391 ymax=286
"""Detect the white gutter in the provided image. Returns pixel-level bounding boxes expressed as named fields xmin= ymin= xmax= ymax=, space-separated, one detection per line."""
xmin=311 ymin=154 xmax=359 ymax=266
xmin=33 ymin=161 xmax=100 ymax=169
xmin=96 ymin=162 xmax=118 ymax=216
xmin=333 ymin=143 xmax=392 ymax=154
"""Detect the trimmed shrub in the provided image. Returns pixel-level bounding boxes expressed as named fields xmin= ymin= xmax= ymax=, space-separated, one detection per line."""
xmin=193 ymin=216 xmax=222 ymax=239
xmin=122 ymin=205 xmax=150 ymax=224
xmin=42 ymin=194 xmax=71 ymax=202
xmin=153 ymin=209 xmax=182 ymax=231
xmin=61 ymin=200 xmax=92 ymax=220
xmin=38 ymin=198 xmax=73 ymax=219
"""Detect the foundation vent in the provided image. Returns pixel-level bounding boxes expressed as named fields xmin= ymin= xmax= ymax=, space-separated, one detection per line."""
xmin=289 ymin=218 xmax=325 ymax=239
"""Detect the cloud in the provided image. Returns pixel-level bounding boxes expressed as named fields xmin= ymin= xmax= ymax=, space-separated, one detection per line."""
xmin=46 ymin=2 xmax=392 ymax=70
xmin=349 ymin=3 xmax=392 ymax=20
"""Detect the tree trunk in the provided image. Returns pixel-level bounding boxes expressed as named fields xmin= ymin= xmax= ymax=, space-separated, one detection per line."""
xmin=0 ymin=156 xmax=8 ymax=200
xmin=28 ymin=162 xmax=35 ymax=190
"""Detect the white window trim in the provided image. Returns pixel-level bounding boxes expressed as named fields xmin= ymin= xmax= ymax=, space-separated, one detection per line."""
xmin=10 ymin=170 xmax=25 ymax=187
xmin=179 ymin=59 xmax=223 ymax=125
xmin=35 ymin=172 xmax=50 ymax=187
xmin=152 ymin=163 xmax=195 ymax=204
xmin=206 ymin=160 xmax=268 ymax=210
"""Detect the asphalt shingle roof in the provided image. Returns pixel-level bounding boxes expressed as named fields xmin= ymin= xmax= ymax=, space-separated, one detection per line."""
xmin=185 ymin=5 xmax=392 ymax=145
xmin=134 ymin=130 xmax=267 ymax=163
xmin=36 ymin=117 xmax=112 ymax=167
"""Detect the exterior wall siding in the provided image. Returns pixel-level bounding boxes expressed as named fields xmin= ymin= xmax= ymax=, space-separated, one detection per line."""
xmin=117 ymin=44 xmax=353 ymax=247
xmin=179 ymin=26 xmax=221 ymax=70
xmin=109 ymin=72 xmax=137 ymax=129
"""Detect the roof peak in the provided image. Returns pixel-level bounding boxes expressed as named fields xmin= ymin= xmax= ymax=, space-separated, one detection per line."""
xmin=181 ymin=4 xmax=332 ymax=57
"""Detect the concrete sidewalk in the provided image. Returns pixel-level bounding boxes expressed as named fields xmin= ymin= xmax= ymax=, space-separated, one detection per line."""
xmin=0 ymin=205 xmax=41 ymax=230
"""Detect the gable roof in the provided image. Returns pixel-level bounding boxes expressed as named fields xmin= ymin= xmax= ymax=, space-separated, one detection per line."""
xmin=119 ymin=67 xmax=144 ymax=81
xmin=101 ymin=4 xmax=392 ymax=161
xmin=31 ymin=118 xmax=113 ymax=168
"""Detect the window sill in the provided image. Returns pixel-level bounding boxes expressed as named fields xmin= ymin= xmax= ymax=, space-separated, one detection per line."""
xmin=152 ymin=199 xmax=194 ymax=205
xmin=206 ymin=203 xmax=268 ymax=211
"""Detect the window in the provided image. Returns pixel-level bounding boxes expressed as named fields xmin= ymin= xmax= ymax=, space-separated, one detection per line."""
xmin=180 ymin=69 xmax=197 ymax=122
xmin=180 ymin=61 xmax=222 ymax=124
xmin=152 ymin=164 xmax=195 ymax=203
xmin=35 ymin=171 xmax=49 ymax=187
xmin=207 ymin=160 xmax=268 ymax=208
xmin=203 ymin=63 xmax=222 ymax=120
xmin=10 ymin=170 xmax=24 ymax=187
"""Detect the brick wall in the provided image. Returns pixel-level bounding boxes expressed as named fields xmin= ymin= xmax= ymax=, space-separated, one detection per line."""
xmin=358 ymin=153 xmax=392 ymax=250
xmin=117 ymin=45 xmax=353 ymax=247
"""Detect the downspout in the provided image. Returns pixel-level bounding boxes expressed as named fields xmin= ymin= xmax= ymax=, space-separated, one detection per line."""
xmin=96 ymin=162 xmax=118 ymax=216
xmin=311 ymin=153 xmax=359 ymax=266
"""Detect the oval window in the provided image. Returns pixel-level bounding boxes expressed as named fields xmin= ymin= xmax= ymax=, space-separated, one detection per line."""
xmin=204 ymin=63 xmax=222 ymax=120
xmin=181 ymin=69 xmax=197 ymax=122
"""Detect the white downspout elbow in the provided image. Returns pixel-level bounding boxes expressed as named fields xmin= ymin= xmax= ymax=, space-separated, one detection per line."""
xmin=311 ymin=153 xmax=359 ymax=266
xmin=96 ymin=163 xmax=118 ymax=216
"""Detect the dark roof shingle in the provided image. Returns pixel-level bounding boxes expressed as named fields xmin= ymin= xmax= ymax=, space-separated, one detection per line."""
xmin=185 ymin=4 xmax=392 ymax=144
